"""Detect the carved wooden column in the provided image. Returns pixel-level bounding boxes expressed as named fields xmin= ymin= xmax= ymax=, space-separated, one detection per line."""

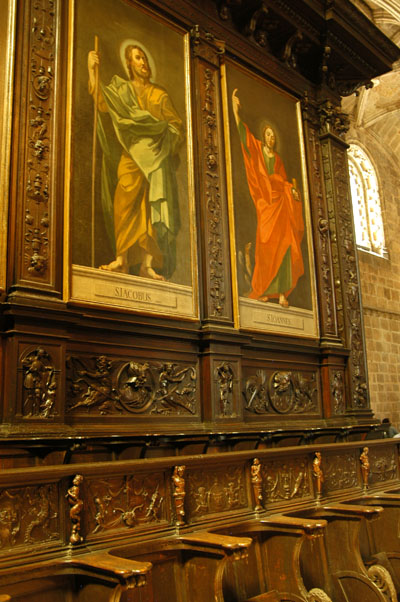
xmin=317 ymin=99 xmax=372 ymax=419
xmin=302 ymin=95 xmax=347 ymax=421
xmin=190 ymin=26 xmax=241 ymax=427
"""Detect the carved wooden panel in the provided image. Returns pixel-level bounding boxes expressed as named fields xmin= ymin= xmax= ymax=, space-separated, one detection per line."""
xmin=186 ymin=463 xmax=247 ymax=521
xmin=260 ymin=456 xmax=311 ymax=504
xmin=15 ymin=342 xmax=62 ymax=421
xmin=84 ymin=472 xmax=168 ymax=539
xmin=0 ymin=0 xmax=15 ymax=299
xmin=66 ymin=354 xmax=199 ymax=418
xmin=323 ymin=452 xmax=357 ymax=493
xmin=213 ymin=359 xmax=240 ymax=419
xmin=243 ymin=368 xmax=319 ymax=416
xmin=0 ymin=483 xmax=59 ymax=553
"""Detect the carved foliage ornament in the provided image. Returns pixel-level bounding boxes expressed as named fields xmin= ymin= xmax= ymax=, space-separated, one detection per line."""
xmin=22 ymin=0 xmax=55 ymax=279
xmin=21 ymin=347 xmax=57 ymax=418
xmin=244 ymin=369 xmax=318 ymax=414
xmin=67 ymin=356 xmax=197 ymax=416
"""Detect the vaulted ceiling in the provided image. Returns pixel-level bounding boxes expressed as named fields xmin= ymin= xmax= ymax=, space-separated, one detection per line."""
xmin=345 ymin=0 xmax=400 ymax=155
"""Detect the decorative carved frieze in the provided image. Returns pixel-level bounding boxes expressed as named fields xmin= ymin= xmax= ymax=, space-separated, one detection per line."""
xmin=85 ymin=473 xmax=166 ymax=536
xmin=243 ymin=369 xmax=318 ymax=415
xmin=0 ymin=484 xmax=58 ymax=551
xmin=21 ymin=347 xmax=57 ymax=418
xmin=187 ymin=464 xmax=247 ymax=519
xmin=66 ymin=355 xmax=198 ymax=416
xmin=261 ymin=457 xmax=310 ymax=503
xmin=324 ymin=453 xmax=357 ymax=492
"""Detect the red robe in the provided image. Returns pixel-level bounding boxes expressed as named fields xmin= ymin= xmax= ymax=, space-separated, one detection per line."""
xmin=240 ymin=123 xmax=305 ymax=300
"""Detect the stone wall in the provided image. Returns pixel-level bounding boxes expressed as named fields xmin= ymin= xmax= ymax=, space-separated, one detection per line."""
xmin=349 ymin=126 xmax=400 ymax=429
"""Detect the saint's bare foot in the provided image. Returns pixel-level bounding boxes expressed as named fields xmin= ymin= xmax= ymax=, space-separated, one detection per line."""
xmin=99 ymin=259 xmax=128 ymax=273
xmin=259 ymin=295 xmax=269 ymax=302
xmin=139 ymin=265 xmax=165 ymax=281
xmin=279 ymin=294 xmax=289 ymax=308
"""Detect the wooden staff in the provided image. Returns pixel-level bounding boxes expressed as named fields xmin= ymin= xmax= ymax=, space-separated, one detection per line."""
xmin=91 ymin=35 xmax=99 ymax=268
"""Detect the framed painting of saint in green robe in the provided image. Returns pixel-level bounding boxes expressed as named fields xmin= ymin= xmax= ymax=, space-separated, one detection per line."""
xmin=66 ymin=0 xmax=198 ymax=319
xmin=222 ymin=60 xmax=319 ymax=338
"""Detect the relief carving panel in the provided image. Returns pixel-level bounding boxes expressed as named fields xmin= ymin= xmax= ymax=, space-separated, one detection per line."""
xmin=84 ymin=472 xmax=167 ymax=537
xmin=323 ymin=453 xmax=357 ymax=492
xmin=0 ymin=483 xmax=59 ymax=552
xmin=66 ymin=355 xmax=198 ymax=417
xmin=244 ymin=369 xmax=318 ymax=415
xmin=261 ymin=457 xmax=310 ymax=503
xmin=369 ymin=447 xmax=397 ymax=485
xmin=187 ymin=464 xmax=247 ymax=520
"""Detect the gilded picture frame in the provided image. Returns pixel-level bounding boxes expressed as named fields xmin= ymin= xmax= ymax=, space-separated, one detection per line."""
xmin=222 ymin=59 xmax=319 ymax=338
xmin=65 ymin=0 xmax=198 ymax=320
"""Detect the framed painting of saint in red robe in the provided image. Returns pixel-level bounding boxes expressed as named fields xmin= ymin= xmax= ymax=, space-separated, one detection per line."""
xmin=65 ymin=0 xmax=198 ymax=320
xmin=222 ymin=60 xmax=319 ymax=338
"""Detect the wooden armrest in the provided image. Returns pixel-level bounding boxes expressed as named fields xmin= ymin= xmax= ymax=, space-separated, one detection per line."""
xmin=64 ymin=551 xmax=152 ymax=587
xmin=260 ymin=515 xmax=327 ymax=536
xmin=180 ymin=531 xmax=252 ymax=554
xmin=322 ymin=503 xmax=383 ymax=519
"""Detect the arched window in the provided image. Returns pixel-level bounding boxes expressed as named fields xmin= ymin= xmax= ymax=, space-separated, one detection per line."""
xmin=347 ymin=144 xmax=387 ymax=257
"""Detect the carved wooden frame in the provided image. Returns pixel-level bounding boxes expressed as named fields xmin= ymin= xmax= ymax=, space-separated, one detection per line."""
xmin=0 ymin=0 xmax=16 ymax=300
xmin=221 ymin=57 xmax=319 ymax=337
xmin=64 ymin=0 xmax=199 ymax=320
